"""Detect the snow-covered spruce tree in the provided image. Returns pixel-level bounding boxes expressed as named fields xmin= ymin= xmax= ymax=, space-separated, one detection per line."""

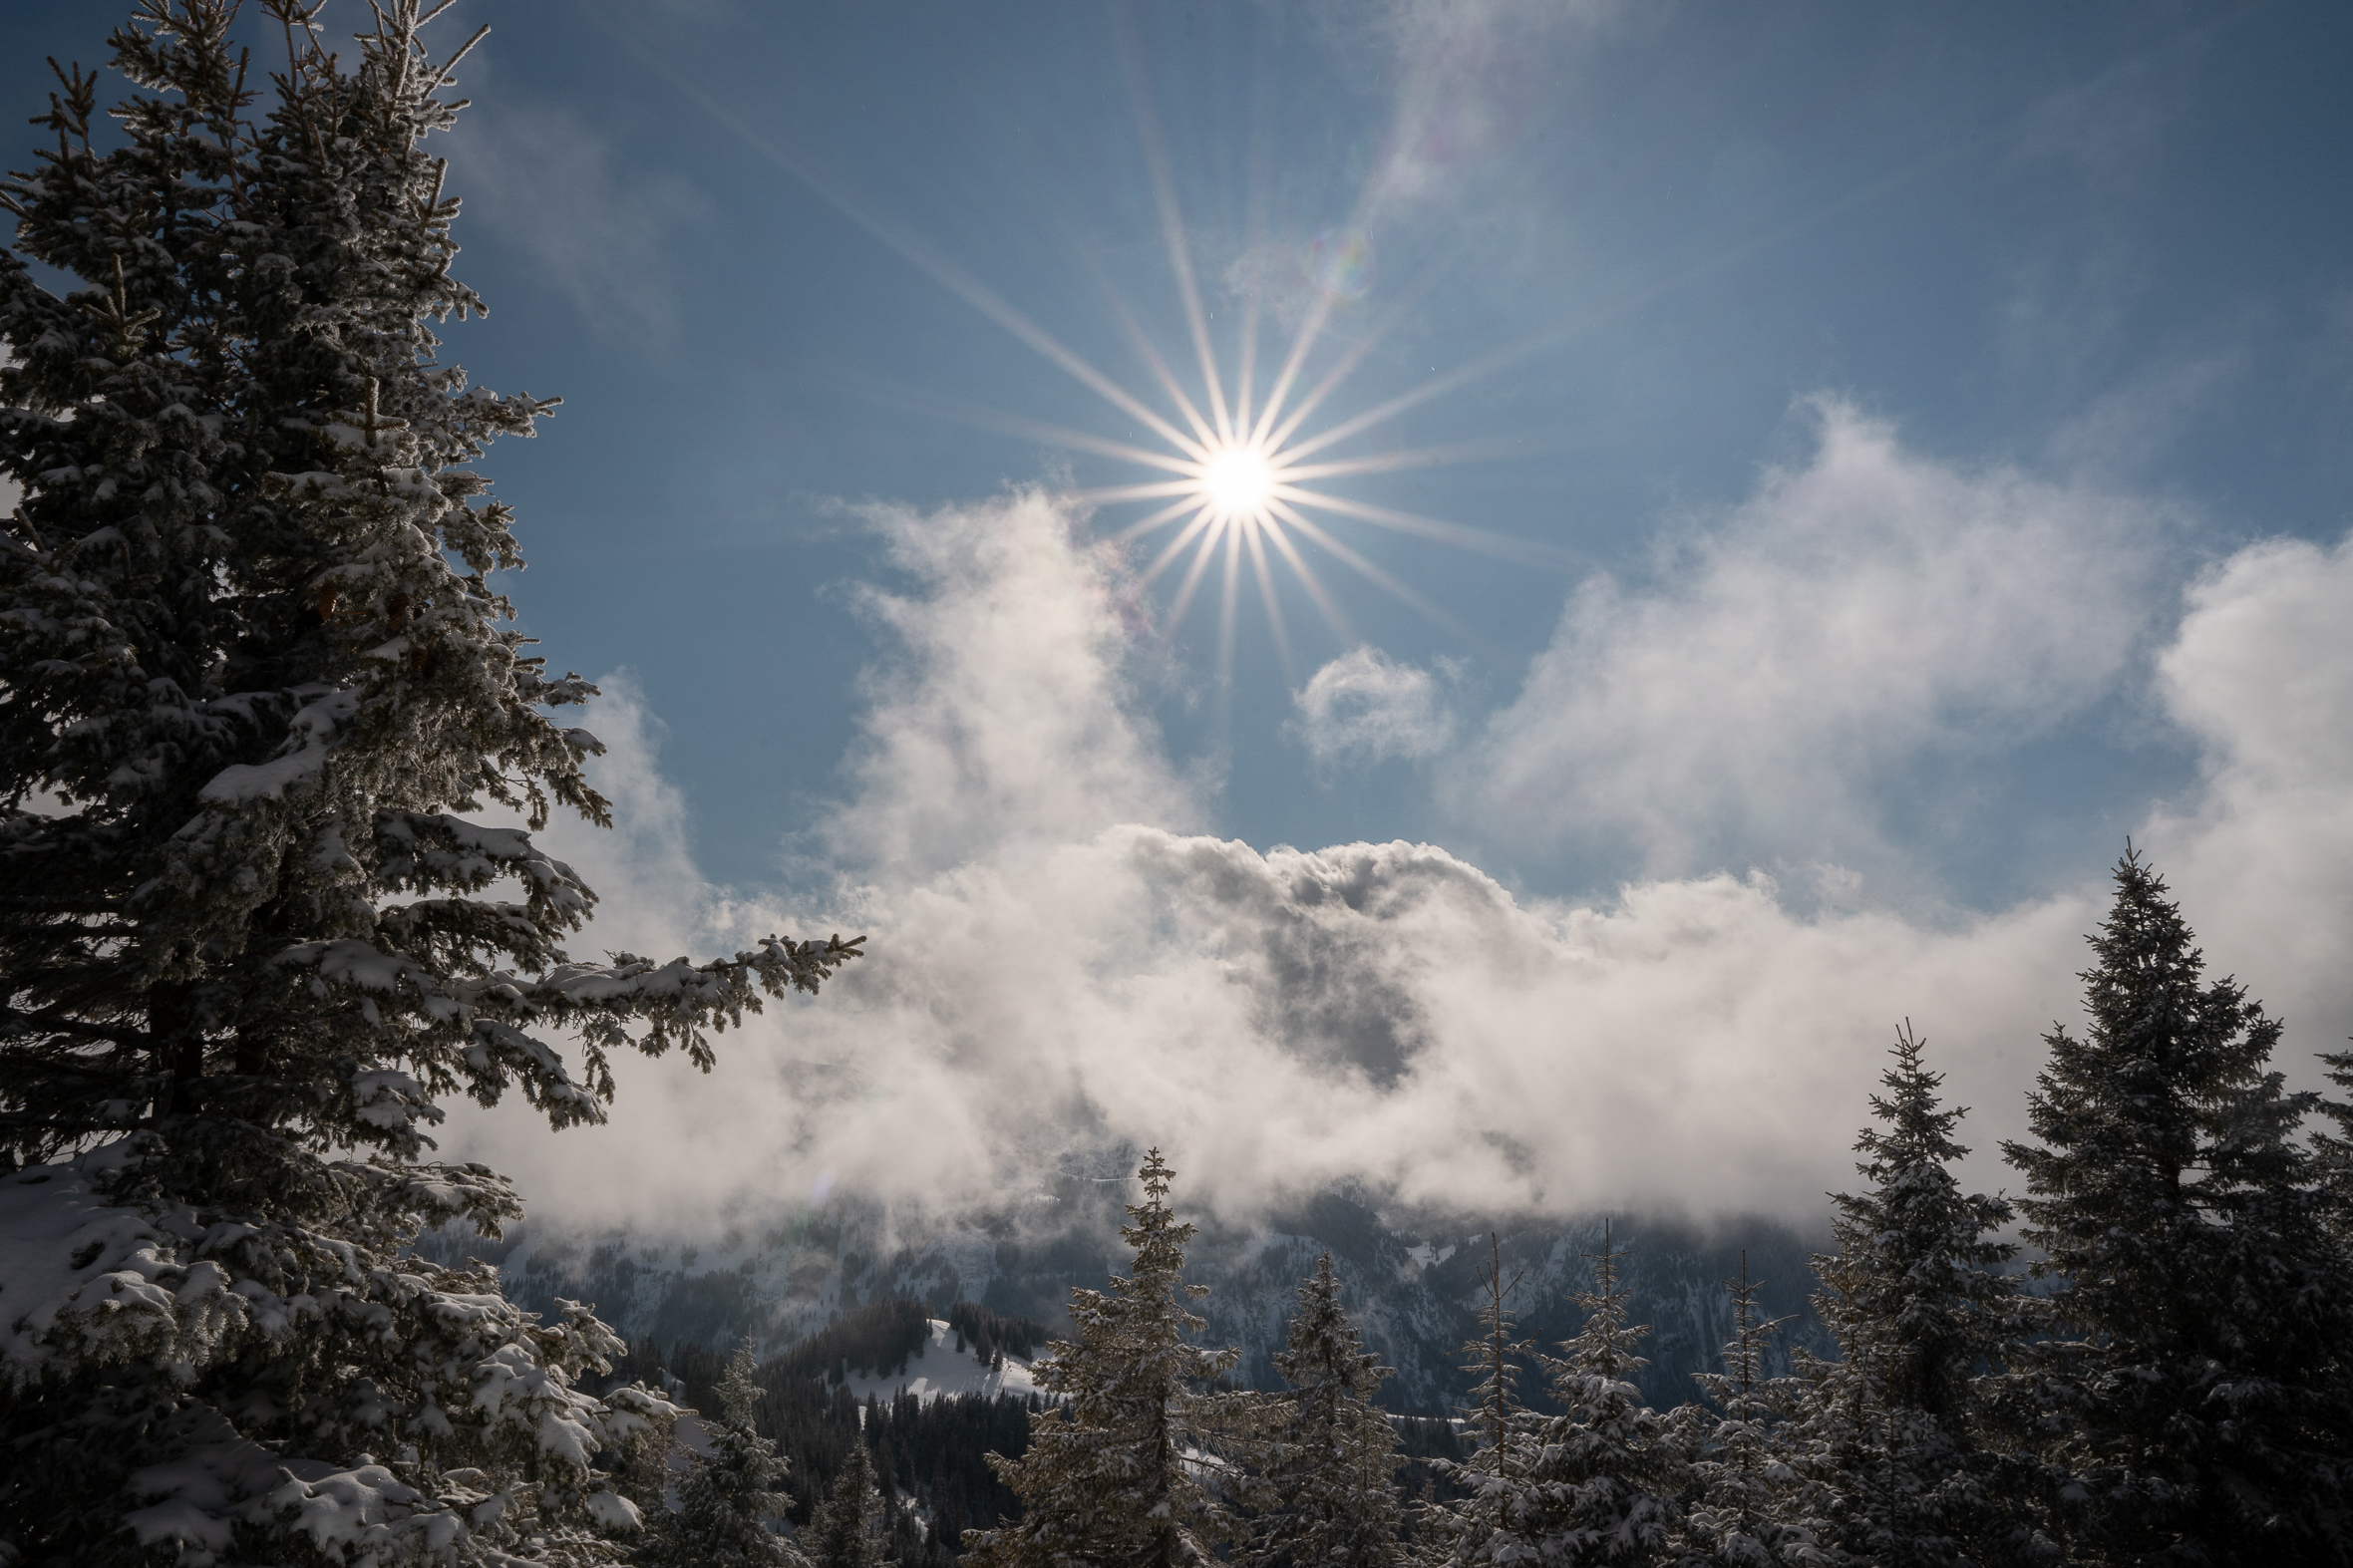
xmin=1442 ymin=1224 xmax=1688 ymax=1567
xmin=1679 ymin=1254 xmax=1821 ymax=1568
xmin=648 ymin=1341 xmax=805 ymax=1568
xmin=1517 ymin=1224 xmax=1688 ymax=1566
xmin=0 ymin=3 xmax=856 ymax=1560
xmin=963 ymin=1149 xmax=1244 ymax=1568
xmin=802 ymin=1432 xmax=885 ymax=1568
xmin=1420 ymin=1234 xmax=1536 ymax=1567
xmin=1792 ymin=1026 xmax=2022 ymax=1568
xmin=1998 ymin=849 xmax=2353 ymax=1565
xmin=1240 ymin=1250 xmax=1404 ymax=1568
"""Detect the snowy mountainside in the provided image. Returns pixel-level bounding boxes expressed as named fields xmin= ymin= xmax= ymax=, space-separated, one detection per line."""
xmin=443 ymin=1184 xmax=1833 ymax=1413
xmin=834 ymin=1318 xmax=1045 ymax=1406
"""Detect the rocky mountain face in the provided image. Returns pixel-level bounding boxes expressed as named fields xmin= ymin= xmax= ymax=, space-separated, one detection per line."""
xmin=441 ymin=1181 xmax=1835 ymax=1415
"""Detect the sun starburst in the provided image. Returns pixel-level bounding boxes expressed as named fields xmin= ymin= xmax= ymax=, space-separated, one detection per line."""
xmin=620 ymin=11 xmax=1577 ymax=687
xmin=1197 ymin=441 xmax=1278 ymax=518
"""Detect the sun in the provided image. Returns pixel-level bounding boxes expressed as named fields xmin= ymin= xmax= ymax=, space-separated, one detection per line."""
xmin=1197 ymin=441 xmax=1278 ymax=518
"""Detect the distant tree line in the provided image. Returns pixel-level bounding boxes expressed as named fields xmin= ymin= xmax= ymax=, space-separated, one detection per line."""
xmin=641 ymin=851 xmax=2353 ymax=1566
xmin=947 ymin=1299 xmax=1050 ymax=1370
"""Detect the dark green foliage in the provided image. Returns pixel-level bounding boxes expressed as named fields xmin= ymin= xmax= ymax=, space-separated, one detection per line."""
xmin=779 ymin=1299 xmax=937 ymax=1384
xmin=1243 ymin=1250 xmax=1406 ymax=1568
xmin=631 ymin=1315 xmax=1040 ymax=1563
xmin=2000 ymin=849 xmax=2353 ymax=1564
xmin=964 ymin=1149 xmax=1245 ymax=1568
xmin=1429 ymin=1224 xmax=1688 ymax=1566
xmin=805 ymin=1434 xmax=887 ymax=1568
xmin=646 ymin=1340 xmax=802 ymax=1568
xmin=1797 ymin=1026 xmax=2021 ymax=1568
xmin=1681 ymin=1256 xmax=1819 ymax=1567
xmin=945 ymin=1299 xmax=1049 ymax=1369
xmin=0 ymin=4 xmax=855 ymax=1558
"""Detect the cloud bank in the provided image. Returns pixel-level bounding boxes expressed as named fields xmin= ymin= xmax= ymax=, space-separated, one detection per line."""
xmin=441 ymin=435 xmax=2353 ymax=1236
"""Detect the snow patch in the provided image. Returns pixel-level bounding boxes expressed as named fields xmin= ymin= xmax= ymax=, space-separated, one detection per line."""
xmin=834 ymin=1318 xmax=1043 ymax=1406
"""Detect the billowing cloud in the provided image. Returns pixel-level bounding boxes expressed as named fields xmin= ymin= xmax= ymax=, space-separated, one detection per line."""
xmin=1290 ymin=647 xmax=1455 ymax=768
xmin=2141 ymin=532 xmax=2353 ymax=1050
xmin=452 ymin=487 xmax=2340 ymax=1239
xmin=1454 ymin=401 xmax=2173 ymax=878
xmin=434 ymin=408 xmax=2351 ymax=1238
xmin=817 ymin=489 xmax=1198 ymax=878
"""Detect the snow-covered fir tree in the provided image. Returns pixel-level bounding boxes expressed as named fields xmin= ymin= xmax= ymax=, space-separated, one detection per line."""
xmin=1793 ymin=1026 xmax=2021 ymax=1568
xmin=648 ymin=1341 xmax=805 ymax=1568
xmin=1421 ymin=1234 xmax=1536 ymax=1567
xmin=803 ymin=1432 xmax=886 ymax=1568
xmin=1999 ymin=849 xmax=2353 ymax=1564
xmin=964 ymin=1149 xmax=1244 ymax=1568
xmin=1438 ymin=1224 xmax=1688 ymax=1567
xmin=0 ymin=3 xmax=855 ymax=1560
xmin=1679 ymin=1255 xmax=1821 ymax=1568
xmin=1241 ymin=1249 xmax=1405 ymax=1568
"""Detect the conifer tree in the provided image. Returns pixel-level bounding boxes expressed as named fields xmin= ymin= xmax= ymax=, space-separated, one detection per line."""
xmin=1440 ymin=1224 xmax=1688 ymax=1567
xmin=1421 ymin=1234 xmax=1535 ymax=1567
xmin=963 ymin=1149 xmax=1243 ymax=1568
xmin=1242 ymin=1250 xmax=1405 ymax=1568
xmin=804 ymin=1433 xmax=887 ymax=1568
xmin=1521 ymin=1224 xmax=1688 ymax=1565
xmin=0 ymin=4 xmax=855 ymax=1559
xmin=1794 ymin=1026 xmax=2019 ymax=1568
xmin=650 ymin=1340 xmax=806 ymax=1568
xmin=1999 ymin=849 xmax=2353 ymax=1564
xmin=1680 ymin=1254 xmax=1820 ymax=1568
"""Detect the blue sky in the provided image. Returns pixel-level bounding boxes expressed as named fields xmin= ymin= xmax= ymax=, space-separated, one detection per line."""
xmin=8 ymin=1 xmax=2353 ymax=1221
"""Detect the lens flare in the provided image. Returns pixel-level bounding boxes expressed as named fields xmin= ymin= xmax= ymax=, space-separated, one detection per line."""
xmin=1307 ymin=226 xmax=1374 ymax=301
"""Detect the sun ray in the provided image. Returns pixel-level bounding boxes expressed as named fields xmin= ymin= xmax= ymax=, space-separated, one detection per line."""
xmin=1108 ymin=495 xmax=1211 ymax=545
xmin=1140 ymin=506 xmax=1218 ymax=586
xmin=1233 ymin=49 xmax=1274 ymax=444
xmin=1157 ymin=517 xmax=1227 ymax=654
xmin=1267 ymin=499 xmax=1479 ymax=645
xmin=1242 ymin=519 xmax=1297 ymax=683
xmin=609 ymin=29 xmax=1213 ymax=463
xmin=1256 ymin=512 xmax=1357 ymax=645
xmin=1249 ymin=291 xmax=1338 ymax=450
xmin=1275 ymin=433 xmax=1563 ymax=484
xmin=1085 ymin=257 xmax=1222 ymax=451
xmin=852 ymin=385 xmax=1206 ymax=476
xmin=1261 ymin=250 xmax=1460 ymax=454
xmin=1216 ymin=523 xmax=1244 ymax=688
xmin=1067 ymin=478 xmax=1207 ymax=506
xmin=1275 ymin=486 xmax=1585 ymax=569
xmin=612 ymin=10 xmax=1611 ymax=676
xmin=1119 ymin=18 xmax=1233 ymax=443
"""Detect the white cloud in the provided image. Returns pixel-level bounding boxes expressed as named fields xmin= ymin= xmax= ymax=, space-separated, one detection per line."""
xmin=446 ymin=104 xmax=710 ymax=345
xmin=438 ymin=457 xmax=2352 ymax=1239
xmin=817 ymin=487 xmax=1198 ymax=878
xmin=441 ymin=479 xmax=2166 ymax=1234
xmin=2141 ymin=532 xmax=2353 ymax=1052
xmin=1453 ymin=400 xmax=2173 ymax=878
xmin=1290 ymin=647 xmax=1455 ymax=768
